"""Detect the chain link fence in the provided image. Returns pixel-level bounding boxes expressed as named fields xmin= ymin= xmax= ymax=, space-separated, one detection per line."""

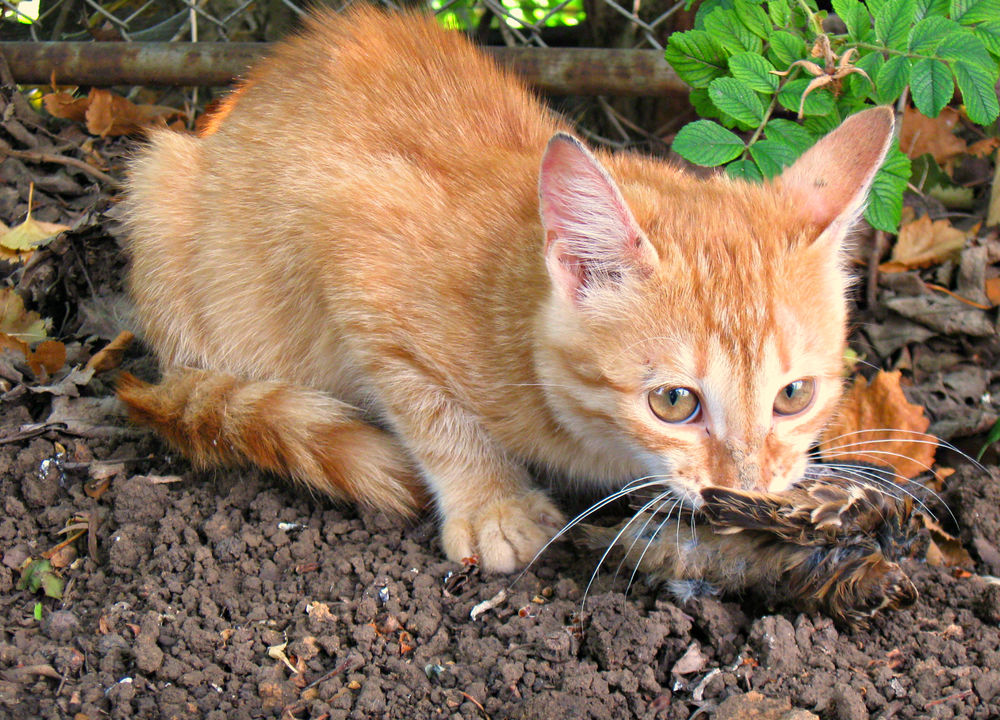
xmin=1 ymin=0 xmax=695 ymax=145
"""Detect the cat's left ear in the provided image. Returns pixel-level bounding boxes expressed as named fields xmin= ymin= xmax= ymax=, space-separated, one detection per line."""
xmin=539 ymin=133 xmax=658 ymax=304
xmin=776 ymin=106 xmax=895 ymax=243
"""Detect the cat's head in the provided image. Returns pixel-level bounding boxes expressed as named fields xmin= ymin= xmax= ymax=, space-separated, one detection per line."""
xmin=536 ymin=107 xmax=895 ymax=502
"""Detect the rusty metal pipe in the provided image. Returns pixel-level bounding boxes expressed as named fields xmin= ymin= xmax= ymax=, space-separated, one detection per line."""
xmin=0 ymin=41 xmax=685 ymax=96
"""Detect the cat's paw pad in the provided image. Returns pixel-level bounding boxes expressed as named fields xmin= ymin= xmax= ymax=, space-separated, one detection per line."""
xmin=441 ymin=490 xmax=565 ymax=574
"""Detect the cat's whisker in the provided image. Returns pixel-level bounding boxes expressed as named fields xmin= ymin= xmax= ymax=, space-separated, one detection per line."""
xmin=816 ymin=429 xmax=987 ymax=473
xmin=510 ymin=476 xmax=676 ymax=587
xmin=809 ymin=460 xmax=949 ymax=524
xmin=607 ymin=493 xmax=679 ymax=601
xmin=622 ymin=499 xmax=685 ymax=600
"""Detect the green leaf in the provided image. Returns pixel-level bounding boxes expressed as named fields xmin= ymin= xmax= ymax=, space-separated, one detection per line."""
xmin=875 ymin=54 xmax=912 ymax=103
xmin=748 ymin=138 xmax=802 ymax=177
xmin=908 ymin=16 xmax=960 ymax=54
xmin=865 ymin=146 xmax=911 ymax=232
xmin=976 ymin=418 xmax=1000 ymax=460
xmin=708 ymin=77 xmax=766 ymax=126
xmin=832 ymin=0 xmax=873 ymax=40
xmin=868 ymin=0 xmax=889 ymax=14
xmin=734 ymin=0 xmax=772 ymax=38
xmin=875 ymin=0 xmax=917 ymax=50
xmin=694 ymin=0 xmax=736 ymax=28
xmin=768 ymin=31 xmax=807 ymax=69
xmin=689 ymin=87 xmax=720 ymax=118
xmin=33 ymin=602 xmax=43 ymax=621
xmin=844 ymin=51 xmax=883 ymax=99
xmin=953 ymin=60 xmax=1000 ymax=124
xmin=910 ymin=58 xmax=954 ymax=116
xmin=665 ymin=30 xmax=730 ymax=88
xmin=768 ymin=0 xmax=791 ymax=27
xmin=913 ymin=0 xmax=949 ymax=19
xmin=936 ymin=30 xmax=997 ymax=76
xmin=778 ymin=77 xmax=837 ymax=116
xmin=803 ymin=113 xmax=842 ymax=135
xmin=703 ymin=8 xmax=763 ymax=53
xmin=726 ymin=156 xmax=765 ymax=182
xmin=951 ymin=0 xmax=1000 ymax=25
xmin=764 ymin=118 xmax=817 ymax=153
xmin=728 ymin=51 xmax=780 ymax=92
xmin=41 ymin=572 xmax=64 ymax=600
xmin=973 ymin=21 xmax=1000 ymax=58
xmin=672 ymin=120 xmax=746 ymax=166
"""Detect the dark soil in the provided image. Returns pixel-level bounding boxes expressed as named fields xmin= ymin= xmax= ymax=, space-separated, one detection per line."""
xmin=3 ymin=84 xmax=1000 ymax=720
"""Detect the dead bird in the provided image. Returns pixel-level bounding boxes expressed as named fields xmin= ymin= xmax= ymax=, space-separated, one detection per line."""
xmin=582 ymin=473 xmax=919 ymax=627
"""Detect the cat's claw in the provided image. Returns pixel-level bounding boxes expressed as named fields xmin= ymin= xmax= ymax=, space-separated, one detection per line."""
xmin=441 ymin=490 xmax=565 ymax=574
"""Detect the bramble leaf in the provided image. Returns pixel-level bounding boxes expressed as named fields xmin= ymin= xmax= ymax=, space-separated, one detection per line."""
xmin=910 ymin=58 xmax=953 ymax=117
xmin=875 ymin=54 xmax=913 ymax=104
xmin=664 ymin=30 xmax=730 ymax=88
xmin=767 ymin=30 xmax=807 ymax=68
xmin=734 ymin=0 xmax=772 ymax=38
xmin=726 ymin=156 xmax=765 ymax=182
xmin=728 ymin=51 xmax=780 ymax=92
xmin=908 ymin=16 xmax=960 ymax=53
xmin=764 ymin=118 xmax=817 ymax=153
xmin=913 ymin=0 xmax=949 ymax=20
xmin=768 ymin=0 xmax=791 ymax=27
xmin=689 ymin=87 xmax=720 ymax=119
xmin=672 ymin=120 xmax=746 ymax=166
xmin=952 ymin=60 xmax=1000 ymax=124
xmin=832 ymin=0 xmax=873 ymax=40
xmin=748 ymin=138 xmax=802 ymax=177
xmin=875 ymin=0 xmax=917 ymax=49
xmin=704 ymin=8 xmax=763 ymax=53
xmin=936 ymin=29 xmax=996 ymax=75
xmin=778 ymin=77 xmax=836 ymax=116
xmin=865 ymin=146 xmax=911 ymax=232
xmin=708 ymin=76 xmax=766 ymax=125
xmin=971 ymin=20 xmax=1000 ymax=58
xmin=950 ymin=0 xmax=1000 ymax=25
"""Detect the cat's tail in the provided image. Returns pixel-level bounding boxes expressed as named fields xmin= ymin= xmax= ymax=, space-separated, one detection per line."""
xmin=117 ymin=369 xmax=427 ymax=517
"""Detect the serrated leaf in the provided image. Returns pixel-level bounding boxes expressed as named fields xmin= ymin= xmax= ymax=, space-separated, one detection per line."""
xmin=844 ymin=51 xmax=883 ymax=98
xmin=908 ymin=16 xmax=960 ymax=53
xmin=708 ymin=76 xmax=766 ymax=125
xmin=748 ymin=138 xmax=802 ymax=177
xmin=953 ymin=60 xmax=1000 ymax=124
xmin=694 ymin=0 xmax=736 ymax=28
xmin=664 ymin=30 xmax=730 ymax=88
xmin=734 ymin=0 xmax=772 ymax=38
xmin=764 ymin=118 xmax=817 ymax=153
xmin=803 ymin=113 xmax=843 ymax=135
xmin=913 ymin=0 xmax=949 ymax=19
xmin=672 ymin=120 xmax=746 ymax=166
xmin=973 ymin=21 xmax=1000 ymax=58
xmin=768 ymin=0 xmax=791 ymax=27
xmin=689 ymin=87 xmax=720 ymax=119
xmin=832 ymin=0 xmax=873 ymax=40
xmin=875 ymin=54 xmax=912 ymax=104
xmin=910 ymin=58 xmax=954 ymax=116
xmin=868 ymin=0 xmax=889 ymax=14
xmin=936 ymin=30 xmax=997 ymax=75
xmin=726 ymin=156 xmax=765 ymax=182
xmin=951 ymin=0 xmax=1000 ymax=24
xmin=704 ymin=8 xmax=763 ymax=53
xmin=728 ymin=51 xmax=779 ymax=92
xmin=768 ymin=31 xmax=807 ymax=69
xmin=876 ymin=0 xmax=917 ymax=49
xmin=778 ymin=77 xmax=836 ymax=116
xmin=865 ymin=146 xmax=911 ymax=232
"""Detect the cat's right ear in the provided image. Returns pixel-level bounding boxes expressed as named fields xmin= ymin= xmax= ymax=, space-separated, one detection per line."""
xmin=539 ymin=133 xmax=658 ymax=305
xmin=776 ymin=106 xmax=895 ymax=243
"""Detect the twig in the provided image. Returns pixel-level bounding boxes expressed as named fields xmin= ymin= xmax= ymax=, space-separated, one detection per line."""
xmin=0 ymin=141 xmax=121 ymax=188
xmin=923 ymin=689 xmax=973 ymax=709
xmin=922 ymin=282 xmax=993 ymax=310
xmin=866 ymin=229 xmax=887 ymax=310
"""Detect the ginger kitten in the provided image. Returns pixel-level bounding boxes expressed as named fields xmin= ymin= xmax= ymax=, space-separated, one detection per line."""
xmin=119 ymin=7 xmax=894 ymax=573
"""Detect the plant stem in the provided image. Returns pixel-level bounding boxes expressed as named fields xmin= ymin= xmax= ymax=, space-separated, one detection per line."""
xmin=795 ymin=0 xmax=824 ymax=36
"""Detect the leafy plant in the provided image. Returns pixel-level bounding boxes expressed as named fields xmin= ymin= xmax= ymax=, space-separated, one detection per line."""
xmin=16 ymin=558 xmax=64 ymax=600
xmin=664 ymin=0 xmax=1000 ymax=231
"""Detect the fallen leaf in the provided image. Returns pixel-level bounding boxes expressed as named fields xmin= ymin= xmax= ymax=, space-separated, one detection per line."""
xmin=0 ymin=185 xmax=70 ymax=265
xmin=85 ymin=330 xmax=134 ymax=373
xmin=0 ymin=289 xmax=49 ymax=343
xmin=985 ymin=277 xmax=1000 ymax=306
xmin=42 ymin=91 xmax=89 ymax=122
xmin=967 ymin=137 xmax=1000 ymax=157
xmin=879 ymin=214 xmax=969 ymax=273
xmin=819 ymin=370 xmax=936 ymax=480
xmin=922 ymin=515 xmax=974 ymax=568
xmin=28 ymin=340 xmax=66 ymax=378
xmin=899 ymin=106 xmax=966 ymax=165
xmin=42 ymin=88 xmax=185 ymax=137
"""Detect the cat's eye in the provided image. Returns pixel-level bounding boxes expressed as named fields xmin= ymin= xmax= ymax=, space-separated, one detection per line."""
xmin=773 ymin=379 xmax=815 ymax=416
xmin=649 ymin=386 xmax=700 ymax=423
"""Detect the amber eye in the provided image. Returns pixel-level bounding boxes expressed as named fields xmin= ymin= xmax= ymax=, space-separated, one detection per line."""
xmin=649 ymin=386 xmax=700 ymax=423
xmin=774 ymin=379 xmax=815 ymax=416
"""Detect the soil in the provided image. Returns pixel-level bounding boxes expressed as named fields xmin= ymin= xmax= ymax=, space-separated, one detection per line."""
xmin=3 ymin=85 xmax=1000 ymax=720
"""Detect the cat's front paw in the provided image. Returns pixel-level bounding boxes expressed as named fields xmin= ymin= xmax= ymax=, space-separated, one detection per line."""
xmin=440 ymin=490 xmax=565 ymax=573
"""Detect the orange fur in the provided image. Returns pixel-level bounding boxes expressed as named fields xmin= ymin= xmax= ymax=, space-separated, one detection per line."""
xmin=120 ymin=7 xmax=894 ymax=572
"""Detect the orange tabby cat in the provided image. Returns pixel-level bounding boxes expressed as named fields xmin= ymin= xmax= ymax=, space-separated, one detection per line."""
xmin=118 ymin=7 xmax=894 ymax=573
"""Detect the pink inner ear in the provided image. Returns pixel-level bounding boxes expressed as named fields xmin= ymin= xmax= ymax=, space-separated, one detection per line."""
xmin=538 ymin=133 xmax=643 ymax=262
xmin=778 ymin=107 xmax=895 ymax=233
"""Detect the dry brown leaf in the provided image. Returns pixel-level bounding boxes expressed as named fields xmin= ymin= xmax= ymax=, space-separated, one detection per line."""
xmin=985 ymin=277 xmax=1000 ymax=306
xmin=85 ymin=330 xmax=134 ymax=373
xmin=0 ymin=288 xmax=48 ymax=343
xmin=900 ymin=106 xmax=966 ymax=164
xmin=28 ymin=340 xmax=67 ymax=378
xmin=922 ymin=515 xmax=974 ymax=568
xmin=42 ymin=91 xmax=89 ymax=122
xmin=85 ymin=88 xmax=184 ymax=137
xmin=878 ymin=214 xmax=968 ymax=273
xmin=819 ymin=370 xmax=936 ymax=480
xmin=967 ymin=137 xmax=1000 ymax=157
